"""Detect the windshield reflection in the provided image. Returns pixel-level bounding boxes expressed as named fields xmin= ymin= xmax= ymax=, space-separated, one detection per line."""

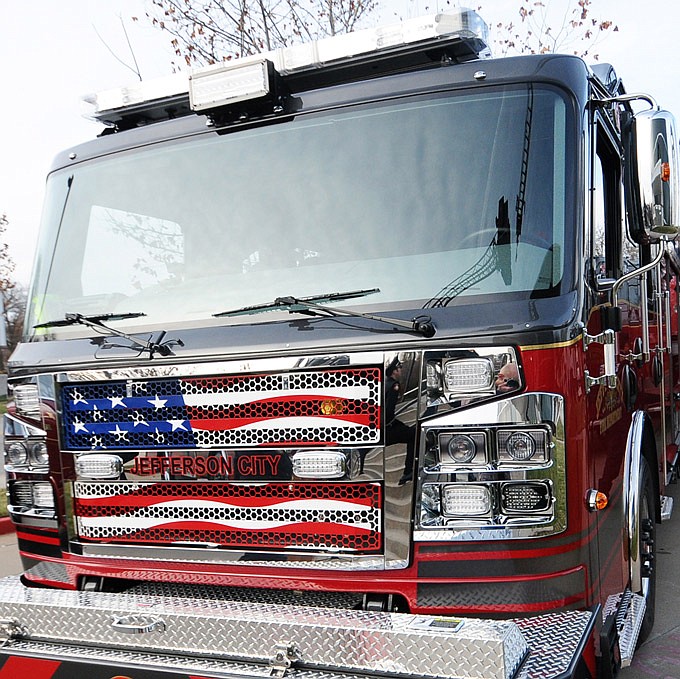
xmin=26 ymin=85 xmax=571 ymax=339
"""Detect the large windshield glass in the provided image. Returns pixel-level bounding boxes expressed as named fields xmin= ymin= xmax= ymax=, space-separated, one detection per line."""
xmin=26 ymin=85 xmax=571 ymax=338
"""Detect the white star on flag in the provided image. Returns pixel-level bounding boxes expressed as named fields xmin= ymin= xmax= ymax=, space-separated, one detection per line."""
xmin=110 ymin=396 xmax=126 ymax=408
xmin=169 ymin=420 xmax=188 ymax=431
xmin=91 ymin=435 xmax=105 ymax=449
xmin=73 ymin=418 xmax=88 ymax=434
xmin=109 ymin=424 xmax=129 ymax=441
xmin=131 ymin=411 xmax=149 ymax=427
xmin=72 ymin=390 xmax=88 ymax=406
xmin=149 ymin=395 xmax=168 ymax=409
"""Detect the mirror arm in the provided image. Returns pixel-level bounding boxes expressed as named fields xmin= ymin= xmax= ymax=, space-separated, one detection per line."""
xmin=593 ymin=92 xmax=658 ymax=111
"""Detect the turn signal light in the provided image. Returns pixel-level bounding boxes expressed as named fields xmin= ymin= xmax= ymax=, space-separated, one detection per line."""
xmin=586 ymin=489 xmax=608 ymax=512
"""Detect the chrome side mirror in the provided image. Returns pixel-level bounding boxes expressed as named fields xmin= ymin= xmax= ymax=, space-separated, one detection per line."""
xmin=625 ymin=108 xmax=680 ymax=241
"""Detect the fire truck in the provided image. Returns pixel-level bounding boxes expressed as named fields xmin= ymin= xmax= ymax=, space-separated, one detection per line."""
xmin=1 ymin=8 xmax=679 ymax=678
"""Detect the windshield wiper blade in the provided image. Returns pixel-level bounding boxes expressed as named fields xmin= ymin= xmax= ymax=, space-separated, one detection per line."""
xmin=34 ymin=312 xmax=184 ymax=358
xmin=214 ymin=288 xmax=436 ymax=338
xmin=34 ymin=312 xmax=147 ymax=329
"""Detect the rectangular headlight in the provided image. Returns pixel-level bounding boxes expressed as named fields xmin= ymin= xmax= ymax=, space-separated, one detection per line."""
xmin=444 ymin=359 xmax=494 ymax=393
xmin=442 ymin=484 xmax=493 ymax=516
xmin=32 ymin=483 xmax=56 ymax=509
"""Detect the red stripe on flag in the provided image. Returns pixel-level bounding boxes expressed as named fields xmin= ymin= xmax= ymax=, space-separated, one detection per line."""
xmin=74 ymin=493 xmax=376 ymax=511
xmin=188 ymin=414 xmax=374 ymax=431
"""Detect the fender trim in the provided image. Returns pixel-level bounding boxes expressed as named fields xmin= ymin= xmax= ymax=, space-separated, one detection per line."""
xmin=623 ymin=411 xmax=646 ymax=593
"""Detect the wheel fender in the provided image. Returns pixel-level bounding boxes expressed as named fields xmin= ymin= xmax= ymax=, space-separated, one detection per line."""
xmin=623 ymin=411 xmax=654 ymax=593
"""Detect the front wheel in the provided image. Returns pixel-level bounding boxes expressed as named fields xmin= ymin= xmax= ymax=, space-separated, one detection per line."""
xmin=636 ymin=456 xmax=656 ymax=645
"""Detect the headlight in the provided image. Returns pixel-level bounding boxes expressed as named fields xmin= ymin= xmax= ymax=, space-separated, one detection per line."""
xmin=444 ymin=358 xmax=494 ymax=393
xmin=3 ymin=414 xmax=49 ymax=469
xmin=5 ymin=441 xmax=28 ymax=466
xmin=447 ymin=434 xmax=477 ymax=463
xmin=29 ymin=441 xmax=49 ymax=466
xmin=424 ymin=348 xmax=522 ymax=410
xmin=442 ymin=484 xmax=493 ymax=516
xmin=497 ymin=429 xmax=549 ymax=464
xmin=32 ymin=483 xmax=56 ymax=509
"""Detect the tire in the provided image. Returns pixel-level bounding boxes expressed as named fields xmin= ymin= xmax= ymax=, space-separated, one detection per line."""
xmin=636 ymin=456 xmax=656 ymax=645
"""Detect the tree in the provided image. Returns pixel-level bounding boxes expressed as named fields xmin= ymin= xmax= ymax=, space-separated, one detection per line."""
xmin=489 ymin=0 xmax=618 ymax=59
xmin=139 ymin=0 xmax=378 ymax=69
xmin=0 ymin=214 xmax=25 ymax=370
xmin=2 ymin=283 xmax=26 ymax=363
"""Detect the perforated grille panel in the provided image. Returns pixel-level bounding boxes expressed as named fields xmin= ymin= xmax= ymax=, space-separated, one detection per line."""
xmin=73 ymin=481 xmax=383 ymax=553
xmin=60 ymin=368 xmax=382 ymax=451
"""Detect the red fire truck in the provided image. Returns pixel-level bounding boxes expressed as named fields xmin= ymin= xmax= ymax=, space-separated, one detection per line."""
xmin=1 ymin=9 xmax=678 ymax=678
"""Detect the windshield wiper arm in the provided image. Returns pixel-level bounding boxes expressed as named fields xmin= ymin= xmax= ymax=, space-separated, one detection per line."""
xmin=214 ymin=288 xmax=436 ymax=338
xmin=34 ymin=312 xmax=184 ymax=357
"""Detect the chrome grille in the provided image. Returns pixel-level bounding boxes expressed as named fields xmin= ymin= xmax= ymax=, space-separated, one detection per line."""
xmin=60 ymin=367 xmax=382 ymax=451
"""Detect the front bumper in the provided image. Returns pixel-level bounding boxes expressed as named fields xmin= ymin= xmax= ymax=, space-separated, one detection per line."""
xmin=0 ymin=576 xmax=595 ymax=679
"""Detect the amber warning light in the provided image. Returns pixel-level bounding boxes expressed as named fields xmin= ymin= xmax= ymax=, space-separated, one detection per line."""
xmin=661 ymin=161 xmax=671 ymax=182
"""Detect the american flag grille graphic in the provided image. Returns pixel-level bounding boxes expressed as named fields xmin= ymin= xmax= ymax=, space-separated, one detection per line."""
xmin=60 ymin=368 xmax=382 ymax=450
xmin=73 ymin=481 xmax=383 ymax=552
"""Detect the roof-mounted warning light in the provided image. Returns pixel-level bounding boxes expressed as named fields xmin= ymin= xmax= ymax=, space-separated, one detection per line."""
xmin=83 ymin=8 xmax=490 ymax=128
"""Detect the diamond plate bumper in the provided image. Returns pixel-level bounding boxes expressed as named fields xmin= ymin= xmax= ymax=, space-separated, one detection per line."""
xmin=0 ymin=576 xmax=595 ymax=679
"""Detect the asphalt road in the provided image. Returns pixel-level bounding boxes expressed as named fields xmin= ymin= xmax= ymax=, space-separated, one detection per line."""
xmin=621 ymin=478 xmax=680 ymax=679
xmin=0 ymin=482 xmax=677 ymax=676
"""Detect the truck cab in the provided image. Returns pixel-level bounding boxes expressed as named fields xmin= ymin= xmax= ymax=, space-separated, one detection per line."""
xmin=2 ymin=9 xmax=679 ymax=678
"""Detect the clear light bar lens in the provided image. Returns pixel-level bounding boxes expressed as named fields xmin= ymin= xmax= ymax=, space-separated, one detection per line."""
xmin=442 ymin=484 xmax=492 ymax=516
xmin=292 ymin=451 xmax=346 ymax=479
xmin=444 ymin=359 xmax=493 ymax=392
xmin=190 ymin=59 xmax=270 ymax=111
xmin=13 ymin=384 xmax=40 ymax=417
xmin=84 ymin=10 xmax=489 ymax=123
xmin=75 ymin=454 xmax=123 ymax=480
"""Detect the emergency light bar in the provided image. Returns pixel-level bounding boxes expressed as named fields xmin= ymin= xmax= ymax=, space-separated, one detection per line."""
xmin=83 ymin=8 xmax=490 ymax=126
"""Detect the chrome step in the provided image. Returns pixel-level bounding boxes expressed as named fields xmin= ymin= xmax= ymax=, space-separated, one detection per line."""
xmin=603 ymin=590 xmax=646 ymax=668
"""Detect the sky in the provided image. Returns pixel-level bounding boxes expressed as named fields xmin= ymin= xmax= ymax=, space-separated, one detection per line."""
xmin=1 ymin=0 xmax=679 ymax=285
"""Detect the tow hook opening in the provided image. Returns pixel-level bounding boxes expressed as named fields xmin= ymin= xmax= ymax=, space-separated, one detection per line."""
xmin=360 ymin=593 xmax=409 ymax=612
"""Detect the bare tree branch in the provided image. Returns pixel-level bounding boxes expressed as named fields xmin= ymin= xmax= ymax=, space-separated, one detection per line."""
xmin=144 ymin=0 xmax=377 ymax=68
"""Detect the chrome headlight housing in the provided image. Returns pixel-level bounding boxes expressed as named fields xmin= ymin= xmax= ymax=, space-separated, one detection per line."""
xmin=416 ymin=393 xmax=566 ymax=541
xmin=4 ymin=414 xmax=49 ymax=470
xmin=424 ymin=347 xmax=522 ymax=409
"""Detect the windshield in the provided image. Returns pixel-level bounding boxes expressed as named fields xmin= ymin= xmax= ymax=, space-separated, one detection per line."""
xmin=26 ymin=85 xmax=571 ymax=338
